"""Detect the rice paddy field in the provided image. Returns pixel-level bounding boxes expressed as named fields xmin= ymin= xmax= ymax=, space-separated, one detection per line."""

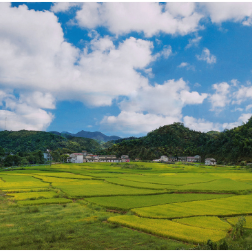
xmin=1 ymin=162 xmax=252 ymax=249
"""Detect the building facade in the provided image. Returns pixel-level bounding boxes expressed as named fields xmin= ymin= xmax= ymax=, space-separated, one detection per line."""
xmin=205 ymin=158 xmax=216 ymax=165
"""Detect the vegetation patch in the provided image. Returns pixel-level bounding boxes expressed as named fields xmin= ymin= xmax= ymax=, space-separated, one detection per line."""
xmin=108 ymin=215 xmax=227 ymax=244
xmin=86 ymin=193 xmax=233 ymax=210
xmin=6 ymin=191 xmax=58 ymax=201
xmin=227 ymin=216 xmax=252 ymax=229
xmin=17 ymin=198 xmax=72 ymax=206
xmin=173 ymin=216 xmax=231 ymax=231
xmin=132 ymin=194 xmax=252 ymax=219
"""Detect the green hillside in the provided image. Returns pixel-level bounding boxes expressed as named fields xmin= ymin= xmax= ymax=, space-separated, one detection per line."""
xmin=0 ymin=130 xmax=103 ymax=154
xmin=105 ymin=118 xmax=252 ymax=163
xmin=2 ymin=117 xmax=252 ymax=164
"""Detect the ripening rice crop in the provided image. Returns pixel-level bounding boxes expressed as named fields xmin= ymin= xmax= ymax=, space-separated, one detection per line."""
xmin=33 ymin=172 xmax=92 ymax=179
xmin=17 ymin=198 xmax=72 ymax=206
xmin=6 ymin=191 xmax=57 ymax=200
xmin=108 ymin=215 xmax=227 ymax=244
xmin=0 ymin=175 xmax=49 ymax=189
xmin=32 ymin=175 xmax=79 ymax=183
xmin=121 ymin=173 xmax=217 ymax=186
xmin=86 ymin=193 xmax=233 ymax=210
xmin=173 ymin=216 xmax=231 ymax=231
xmin=132 ymin=194 xmax=252 ymax=219
xmin=52 ymin=180 xmax=159 ymax=197
xmin=213 ymin=173 xmax=252 ymax=182
xmin=226 ymin=216 xmax=252 ymax=229
xmin=2 ymin=188 xmax=50 ymax=193
xmin=175 ymin=178 xmax=252 ymax=192
xmin=105 ymin=178 xmax=169 ymax=190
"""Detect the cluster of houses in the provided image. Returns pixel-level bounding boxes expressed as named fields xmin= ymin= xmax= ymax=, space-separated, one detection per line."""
xmin=44 ymin=150 xmax=217 ymax=165
xmin=153 ymin=155 xmax=217 ymax=165
xmin=44 ymin=150 xmax=130 ymax=163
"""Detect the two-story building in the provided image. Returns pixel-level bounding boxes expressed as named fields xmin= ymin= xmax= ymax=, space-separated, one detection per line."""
xmin=67 ymin=153 xmax=83 ymax=163
xmin=205 ymin=158 xmax=216 ymax=165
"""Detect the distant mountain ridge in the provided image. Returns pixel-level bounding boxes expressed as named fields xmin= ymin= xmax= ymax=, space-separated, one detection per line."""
xmin=49 ymin=130 xmax=121 ymax=142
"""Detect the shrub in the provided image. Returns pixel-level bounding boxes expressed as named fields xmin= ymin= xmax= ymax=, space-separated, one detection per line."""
xmin=231 ymin=216 xmax=246 ymax=240
xmin=240 ymin=161 xmax=247 ymax=166
xmin=219 ymin=240 xmax=228 ymax=250
xmin=206 ymin=239 xmax=217 ymax=250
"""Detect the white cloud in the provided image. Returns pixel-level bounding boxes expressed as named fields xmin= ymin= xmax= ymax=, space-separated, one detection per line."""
xmin=233 ymin=85 xmax=252 ymax=105
xmin=73 ymin=3 xmax=203 ymax=37
xmin=184 ymin=113 xmax=252 ymax=133
xmin=101 ymin=78 xmax=208 ymax=134
xmin=183 ymin=116 xmax=221 ymax=132
xmin=201 ymin=3 xmax=252 ymax=26
xmin=0 ymin=3 xmax=159 ymax=108
xmin=50 ymin=2 xmax=80 ymax=13
xmin=0 ymin=91 xmax=54 ymax=131
xmin=231 ymin=79 xmax=239 ymax=87
xmin=196 ymin=48 xmax=216 ymax=64
xmin=118 ymin=78 xmax=207 ymax=117
xmin=178 ymin=62 xmax=188 ymax=68
xmin=231 ymin=108 xmax=243 ymax=112
xmin=194 ymin=83 xmax=201 ymax=87
xmin=185 ymin=35 xmax=202 ymax=49
xmin=19 ymin=92 xmax=55 ymax=109
xmin=101 ymin=111 xmax=181 ymax=135
xmin=239 ymin=113 xmax=252 ymax=123
xmin=144 ymin=68 xmax=154 ymax=78
xmin=222 ymin=113 xmax=252 ymax=129
xmin=178 ymin=62 xmax=195 ymax=71
xmin=246 ymin=104 xmax=252 ymax=111
xmin=209 ymin=82 xmax=230 ymax=111
xmin=160 ymin=45 xmax=172 ymax=59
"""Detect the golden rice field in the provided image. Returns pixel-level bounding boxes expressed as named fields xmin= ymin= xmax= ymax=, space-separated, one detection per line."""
xmin=1 ymin=161 xmax=252 ymax=247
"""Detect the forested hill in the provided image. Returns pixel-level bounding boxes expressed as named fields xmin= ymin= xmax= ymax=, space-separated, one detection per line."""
xmin=0 ymin=130 xmax=107 ymax=154
xmin=105 ymin=118 xmax=252 ymax=163
xmin=2 ymin=117 xmax=252 ymax=164
xmin=106 ymin=122 xmax=212 ymax=160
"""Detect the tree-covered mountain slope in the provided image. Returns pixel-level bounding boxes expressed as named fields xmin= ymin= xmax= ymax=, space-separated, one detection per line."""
xmin=105 ymin=118 xmax=252 ymax=163
xmin=0 ymin=130 xmax=104 ymax=154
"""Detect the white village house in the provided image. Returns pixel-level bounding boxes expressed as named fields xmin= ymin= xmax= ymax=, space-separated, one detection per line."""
xmin=205 ymin=158 xmax=216 ymax=165
xmin=68 ymin=153 xmax=84 ymax=163
xmin=66 ymin=152 xmax=130 ymax=163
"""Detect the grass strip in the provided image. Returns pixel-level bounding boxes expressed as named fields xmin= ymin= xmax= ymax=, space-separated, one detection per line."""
xmin=17 ymin=198 xmax=72 ymax=206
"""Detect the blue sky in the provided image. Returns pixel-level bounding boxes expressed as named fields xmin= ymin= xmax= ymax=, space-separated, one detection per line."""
xmin=1 ymin=2 xmax=252 ymax=137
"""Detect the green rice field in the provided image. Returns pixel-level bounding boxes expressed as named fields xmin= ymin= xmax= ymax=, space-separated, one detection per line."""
xmin=1 ymin=162 xmax=252 ymax=249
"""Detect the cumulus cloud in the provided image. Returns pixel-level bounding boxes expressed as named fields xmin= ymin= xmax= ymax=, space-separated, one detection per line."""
xmin=178 ymin=62 xmax=188 ymax=68
xmin=201 ymin=3 xmax=252 ymax=26
xmin=209 ymin=82 xmax=230 ymax=111
xmin=73 ymin=2 xmax=203 ymax=37
xmin=50 ymin=2 xmax=81 ymax=13
xmin=233 ymin=85 xmax=252 ymax=105
xmin=222 ymin=113 xmax=252 ymax=130
xmin=196 ymin=48 xmax=216 ymax=64
xmin=0 ymin=91 xmax=54 ymax=131
xmin=183 ymin=116 xmax=222 ymax=132
xmin=184 ymin=113 xmax=252 ymax=133
xmin=185 ymin=35 xmax=202 ymax=49
xmin=101 ymin=111 xmax=181 ymax=135
xmin=0 ymin=3 xmax=158 ymax=107
xmin=0 ymin=4 xmax=166 ymax=130
xmin=101 ymin=78 xmax=208 ymax=134
xmin=246 ymin=104 xmax=252 ymax=111
xmin=178 ymin=62 xmax=195 ymax=71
